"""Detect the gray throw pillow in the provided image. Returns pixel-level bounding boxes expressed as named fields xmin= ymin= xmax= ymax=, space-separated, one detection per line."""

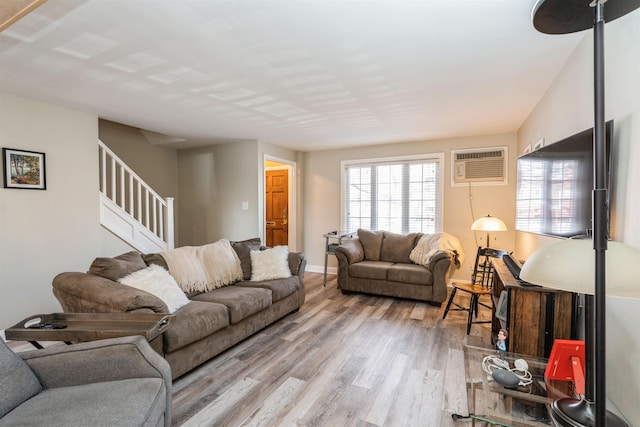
xmin=0 ymin=339 xmax=42 ymax=418
xmin=88 ymin=251 xmax=147 ymax=281
xmin=357 ymin=229 xmax=384 ymax=261
xmin=231 ymin=238 xmax=263 ymax=280
xmin=381 ymin=231 xmax=419 ymax=263
xmin=143 ymin=253 xmax=170 ymax=270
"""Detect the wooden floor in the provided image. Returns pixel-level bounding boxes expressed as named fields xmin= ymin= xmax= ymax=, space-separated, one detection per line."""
xmin=6 ymin=272 xmax=493 ymax=426
xmin=171 ymin=273 xmax=492 ymax=426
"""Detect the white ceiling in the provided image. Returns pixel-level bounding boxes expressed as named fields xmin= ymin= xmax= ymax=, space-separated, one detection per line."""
xmin=0 ymin=0 xmax=584 ymax=151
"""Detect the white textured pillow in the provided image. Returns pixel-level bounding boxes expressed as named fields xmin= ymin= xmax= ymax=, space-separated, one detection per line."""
xmin=250 ymin=246 xmax=291 ymax=281
xmin=118 ymin=264 xmax=190 ymax=313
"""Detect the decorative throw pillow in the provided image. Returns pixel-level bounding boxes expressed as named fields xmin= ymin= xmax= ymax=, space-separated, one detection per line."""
xmin=231 ymin=237 xmax=263 ymax=280
xmin=357 ymin=229 xmax=384 ymax=261
xmin=250 ymin=246 xmax=291 ymax=281
xmin=118 ymin=264 xmax=190 ymax=313
xmin=88 ymin=251 xmax=147 ymax=281
xmin=380 ymin=231 xmax=419 ymax=263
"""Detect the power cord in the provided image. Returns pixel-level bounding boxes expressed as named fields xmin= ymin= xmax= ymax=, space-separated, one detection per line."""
xmin=482 ymin=355 xmax=533 ymax=386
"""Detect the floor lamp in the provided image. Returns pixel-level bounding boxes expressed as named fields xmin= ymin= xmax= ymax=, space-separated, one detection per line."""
xmin=523 ymin=3 xmax=640 ymax=426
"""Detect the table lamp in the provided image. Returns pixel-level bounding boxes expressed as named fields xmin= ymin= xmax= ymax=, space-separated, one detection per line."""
xmin=520 ymin=239 xmax=640 ymax=426
xmin=528 ymin=0 xmax=640 ymax=424
xmin=471 ymin=215 xmax=507 ymax=248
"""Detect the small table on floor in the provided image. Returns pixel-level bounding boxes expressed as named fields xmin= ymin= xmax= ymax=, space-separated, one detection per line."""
xmin=455 ymin=344 xmax=572 ymax=427
xmin=5 ymin=312 xmax=173 ymax=349
xmin=322 ymin=231 xmax=354 ymax=286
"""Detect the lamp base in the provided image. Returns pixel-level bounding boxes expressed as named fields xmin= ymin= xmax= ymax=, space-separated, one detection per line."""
xmin=550 ymin=398 xmax=629 ymax=427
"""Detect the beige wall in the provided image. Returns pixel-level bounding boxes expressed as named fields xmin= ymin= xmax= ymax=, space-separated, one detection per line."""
xmin=516 ymin=10 xmax=640 ymax=424
xmin=177 ymin=140 xmax=300 ymax=247
xmin=0 ymin=93 xmax=99 ymax=328
xmin=301 ymin=133 xmax=518 ymax=279
xmin=177 ymin=141 xmax=260 ymax=245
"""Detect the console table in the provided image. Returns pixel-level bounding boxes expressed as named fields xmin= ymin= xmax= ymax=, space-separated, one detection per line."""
xmin=492 ymin=258 xmax=575 ymax=358
xmin=322 ymin=231 xmax=354 ymax=286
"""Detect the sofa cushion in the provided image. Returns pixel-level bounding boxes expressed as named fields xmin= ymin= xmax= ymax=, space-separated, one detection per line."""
xmin=250 ymin=246 xmax=291 ymax=281
xmin=380 ymin=231 xmax=419 ymax=263
xmin=0 ymin=339 xmax=42 ymax=418
xmin=163 ymin=301 xmax=230 ymax=353
xmin=387 ymin=263 xmax=433 ymax=285
xmin=357 ymin=229 xmax=384 ymax=261
xmin=349 ymin=260 xmax=394 ymax=280
xmin=88 ymin=251 xmax=147 ymax=281
xmin=192 ymin=286 xmax=272 ymax=324
xmin=118 ymin=264 xmax=190 ymax=314
xmin=235 ymin=276 xmax=299 ymax=302
xmin=231 ymin=238 xmax=263 ymax=280
xmin=0 ymin=378 xmax=164 ymax=427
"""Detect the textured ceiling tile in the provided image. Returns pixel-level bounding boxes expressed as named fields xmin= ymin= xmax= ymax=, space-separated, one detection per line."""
xmin=54 ymin=32 xmax=117 ymax=59
xmin=209 ymin=87 xmax=257 ymax=101
xmin=235 ymin=95 xmax=275 ymax=107
xmin=106 ymin=52 xmax=166 ymax=73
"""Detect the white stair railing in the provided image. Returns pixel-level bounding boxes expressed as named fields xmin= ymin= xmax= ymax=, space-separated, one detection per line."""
xmin=98 ymin=140 xmax=174 ymax=253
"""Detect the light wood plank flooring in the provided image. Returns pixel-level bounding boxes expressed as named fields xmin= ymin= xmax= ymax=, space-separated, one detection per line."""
xmin=171 ymin=272 xmax=492 ymax=426
xmin=6 ymin=272 xmax=493 ymax=426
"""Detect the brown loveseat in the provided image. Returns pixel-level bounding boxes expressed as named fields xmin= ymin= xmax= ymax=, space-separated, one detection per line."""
xmin=335 ymin=230 xmax=462 ymax=305
xmin=52 ymin=238 xmax=306 ymax=380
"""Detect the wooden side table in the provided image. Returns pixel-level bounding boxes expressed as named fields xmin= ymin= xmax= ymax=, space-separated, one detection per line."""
xmin=5 ymin=312 xmax=173 ymax=349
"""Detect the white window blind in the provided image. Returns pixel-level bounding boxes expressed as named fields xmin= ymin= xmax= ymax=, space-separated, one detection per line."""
xmin=341 ymin=154 xmax=443 ymax=234
xmin=516 ymin=157 xmax=588 ymax=235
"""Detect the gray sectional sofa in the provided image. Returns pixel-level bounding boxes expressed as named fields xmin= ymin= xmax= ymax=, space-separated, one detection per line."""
xmin=52 ymin=238 xmax=306 ymax=380
xmin=335 ymin=229 xmax=461 ymax=305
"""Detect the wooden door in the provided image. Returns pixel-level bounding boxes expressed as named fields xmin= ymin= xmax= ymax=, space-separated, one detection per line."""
xmin=266 ymin=169 xmax=288 ymax=247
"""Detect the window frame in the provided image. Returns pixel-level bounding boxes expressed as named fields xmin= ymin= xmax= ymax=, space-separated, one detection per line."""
xmin=340 ymin=153 xmax=444 ymax=234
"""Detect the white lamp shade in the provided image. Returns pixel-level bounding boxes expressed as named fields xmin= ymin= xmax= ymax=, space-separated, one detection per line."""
xmin=471 ymin=215 xmax=507 ymax=232
xmin=519 ymin=239 xmax=640 ymax=298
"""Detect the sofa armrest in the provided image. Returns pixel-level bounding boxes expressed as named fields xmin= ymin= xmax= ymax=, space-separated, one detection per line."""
xmin=52 ymin=272 xmax=168 ymax=314
xmin=427 ymin=250 xmax=452 ymax=271
xmin=287 ymin=252 xmax=306 ymax=276
xmin=22 ymin=335 xmax=171 ymax=387
xmin=334 ymin=238 xmax=364 ymax=265
xmin=429 ymin=251 xmax=453 ymax=303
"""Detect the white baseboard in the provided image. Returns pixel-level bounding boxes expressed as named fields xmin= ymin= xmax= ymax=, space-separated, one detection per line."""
xmin=305 ymin=264 xmax=336 ymax=275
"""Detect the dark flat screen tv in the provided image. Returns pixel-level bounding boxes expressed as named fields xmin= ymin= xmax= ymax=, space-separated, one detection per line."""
xmin=516 ymin=121 xmax=613 ymax=238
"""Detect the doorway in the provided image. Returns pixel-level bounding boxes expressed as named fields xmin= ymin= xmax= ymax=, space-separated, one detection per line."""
xmin=264 ymin=157 xmax=296 ymax=249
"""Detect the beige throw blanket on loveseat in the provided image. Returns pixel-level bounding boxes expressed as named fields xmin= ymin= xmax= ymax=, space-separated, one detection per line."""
xmin=160 ymin=239 xmax=243 ymax=293
xmin=409 ymin=232 xmax=465 ymax=274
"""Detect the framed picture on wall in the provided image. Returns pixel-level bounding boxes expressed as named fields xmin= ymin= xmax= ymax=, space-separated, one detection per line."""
xmin=2 ymin=148 xmax=46 ymax=190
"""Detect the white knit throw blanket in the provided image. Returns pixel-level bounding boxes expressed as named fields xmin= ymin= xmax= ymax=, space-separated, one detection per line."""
xmin=410 ymin=232 xmax=466 ymax=269
xmin=160 ymin=239 xmax=243 ymax=293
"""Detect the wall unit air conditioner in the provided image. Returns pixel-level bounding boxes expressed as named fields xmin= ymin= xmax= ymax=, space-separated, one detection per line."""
xmin=451 ymin=147 xmax=507 ymax=186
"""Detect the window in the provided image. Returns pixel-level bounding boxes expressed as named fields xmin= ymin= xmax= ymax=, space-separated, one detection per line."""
xmin=341 ymin=154 xmax=443 ymax=234
xmin=516 ymin=157 xmax=588 ymax=236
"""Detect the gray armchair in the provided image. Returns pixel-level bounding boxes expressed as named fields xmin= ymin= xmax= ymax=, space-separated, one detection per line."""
xmin=1 ymin=335 xmax=171 ymax=427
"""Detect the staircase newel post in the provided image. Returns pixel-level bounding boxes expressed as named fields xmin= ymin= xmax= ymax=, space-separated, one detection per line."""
xmin=165 ymin=197 xmax=175 ymax=249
